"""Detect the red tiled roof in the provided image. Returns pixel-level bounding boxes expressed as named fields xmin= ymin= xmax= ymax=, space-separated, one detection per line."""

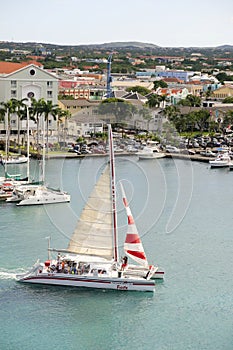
xmin=171 ymin=89 xmax=182 ymax=94
xmin=59 ymin=81 xmax=79 ymax=88
xmin=0 ymin=61 xmax=42 ymax=74
xmin=163 ymin=77 xmax=183 ymax=83
xmin=187 ymin=81 xmax=202 ymax=85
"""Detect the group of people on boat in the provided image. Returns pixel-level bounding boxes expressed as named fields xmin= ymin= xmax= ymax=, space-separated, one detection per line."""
xmin=44 ymin=253 xmax=91 ymax=275
xmin=43 ymin=254 xmax=129 ymax=277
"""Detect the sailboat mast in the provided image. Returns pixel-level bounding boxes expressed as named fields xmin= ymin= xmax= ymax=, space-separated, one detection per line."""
xmin=108 ymin=125 xmax=118 ymax=262
xmin=42 ymin=115 xmax=45 ymax=184
xmin=5 ymin=108 xmax=8 ymax=173
xmin=26 ymin=107 xmax=30 ymax=181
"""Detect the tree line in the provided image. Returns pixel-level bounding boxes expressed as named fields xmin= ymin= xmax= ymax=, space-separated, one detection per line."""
xmin=0 ymin=98 xmax=71 ymax=153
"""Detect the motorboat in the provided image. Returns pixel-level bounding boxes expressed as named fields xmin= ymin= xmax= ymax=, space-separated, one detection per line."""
xmin=209 ymin=152 xmax=231 ymax=168
xmin=16 ymin=125 xmax=162 ymax=292
xmin=1 ymin=155 xmax=29 ymax=165
xmin=137 ymin=146 xmax=165 ymax=160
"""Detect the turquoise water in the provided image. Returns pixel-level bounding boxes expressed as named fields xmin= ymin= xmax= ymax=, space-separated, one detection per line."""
xmin=0 ymin=157 xmax=233 ymax=350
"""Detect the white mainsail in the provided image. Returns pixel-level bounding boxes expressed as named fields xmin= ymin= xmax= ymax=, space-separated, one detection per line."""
xmin=67 ymin=164 xmax=114 ymax=260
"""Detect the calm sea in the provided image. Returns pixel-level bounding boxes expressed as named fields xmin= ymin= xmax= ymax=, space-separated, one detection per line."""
xmin=0 ymin=156 xmax=232 ymax=350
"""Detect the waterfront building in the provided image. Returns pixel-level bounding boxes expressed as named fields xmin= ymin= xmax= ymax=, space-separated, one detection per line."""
xmin=0 ymin=61 xmax=59 ymax=137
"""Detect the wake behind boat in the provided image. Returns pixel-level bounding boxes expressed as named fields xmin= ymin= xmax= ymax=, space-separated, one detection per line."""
xmin=16 ymin=125 xmax=161 ymax=292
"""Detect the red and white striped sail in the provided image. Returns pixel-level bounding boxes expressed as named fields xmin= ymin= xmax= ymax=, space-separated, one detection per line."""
xmin=120 ymin=182 xmax=149 ymax=268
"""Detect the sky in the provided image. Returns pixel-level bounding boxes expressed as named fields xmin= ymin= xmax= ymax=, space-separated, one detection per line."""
xmin=1 ymin=0 xmax=233 ymax=47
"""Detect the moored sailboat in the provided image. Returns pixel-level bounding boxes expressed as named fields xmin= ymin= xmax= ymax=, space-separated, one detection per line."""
xmin=6 ymin=113 xmax=70 ymax=205
xmin=16 ymin=125 xmax=156 ymax=292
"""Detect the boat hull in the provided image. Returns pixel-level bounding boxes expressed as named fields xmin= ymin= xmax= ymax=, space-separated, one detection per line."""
xmin=6 ymin=185 xmax=71 ymax=205
xmin=16 ymin=194 xmax=70 ymax=205
xmin=3 ymin=157 xmax=29 ymax=164
xmin=209 ymin=162 xmax=230 ymax=168
xmin=152 ymin=269 xmax=165 ymax=280
xmin=18 ymin=273 xmax=155 ymax=292
xmin=138 ymin=154 xmax=165 ymax=160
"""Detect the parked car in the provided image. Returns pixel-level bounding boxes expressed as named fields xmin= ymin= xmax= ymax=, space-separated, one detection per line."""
xmin=166 ymin=146 xmax=180 ymax=153
xmin=200 ymin=150 xmax=216 ymax=157
xmin=180 ymin=149 xmax=196 ymax=155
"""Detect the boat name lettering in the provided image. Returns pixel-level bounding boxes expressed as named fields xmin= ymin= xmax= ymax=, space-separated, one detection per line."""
xmin=116 ymin=284 xmax=128 ymax=290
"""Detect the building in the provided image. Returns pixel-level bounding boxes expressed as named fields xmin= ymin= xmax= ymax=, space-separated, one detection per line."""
xmin=155 ymin=70 xmax=193 ymax=83
xmin=58 ymin=99 xmax=100 ymax=116
xmin=0 ymin=62 xmax=59 ymax=138
xmin=211 ymin=85 xmax=233 ymax=99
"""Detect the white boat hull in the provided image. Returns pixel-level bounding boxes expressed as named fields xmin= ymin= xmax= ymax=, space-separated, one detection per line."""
xmin=209 ymin=152 xmax=231 ymax=168
xmin=209 ymin=162 xmax=230 ymax=168
xmin=125 ymin=264 xmax=165 ymax=280
xmin=17 ymin=273 xmax=155 ymax=292
xmin=17 ymin=193 xmax=70 ymax=205
xmin=152 ymin=269 xmax=165 ymax=280
xmin=2 ymin=157 xmax=29 ymax=164
xmin=138 ymin=153 xmax=165 ymax=160
xmin=7 ymin=185 xmax=70 ymax=205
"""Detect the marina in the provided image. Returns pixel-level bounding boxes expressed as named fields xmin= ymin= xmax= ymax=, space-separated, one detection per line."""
xmin=0 ymin=155 xmax=233 ymax=349
xmin=1 ymin=0 xmax=233 ymax=348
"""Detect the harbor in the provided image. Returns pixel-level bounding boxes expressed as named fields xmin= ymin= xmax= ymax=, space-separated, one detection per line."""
xmin=0 ymin=156 xmax=232 ymax=349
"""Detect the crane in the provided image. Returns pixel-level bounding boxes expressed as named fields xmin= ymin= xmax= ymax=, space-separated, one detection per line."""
xmin=106 ymin=54 xmax=112 ymax=98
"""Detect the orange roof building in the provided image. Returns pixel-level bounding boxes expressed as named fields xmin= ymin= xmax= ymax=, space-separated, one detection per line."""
xmin=0 ymin=61 xmax=43 ymax=75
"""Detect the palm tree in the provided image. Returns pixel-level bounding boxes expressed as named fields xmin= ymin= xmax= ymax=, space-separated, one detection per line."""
xmin=30 ymin=98 xmax=45 ymax=151
xmin=0 ymin=99 xmax=18 ymax=157
xmin=146 ymin=94 xmax=161 ymax=108
xmin=40 ymin=99 xmax=58 ymax=153
xmin=11 ymin=98 xmax=28 ymax=149
xmin=56 ymin=108 xmax=71 ymax=145
xmin=158 ymin=94 xmax=168 ymax=109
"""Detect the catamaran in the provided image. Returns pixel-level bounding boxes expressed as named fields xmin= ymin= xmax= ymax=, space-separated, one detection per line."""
xmin=16 ymin=125 xmax=162 ymax=292
xmin=6 ymin=113 xmax=70 ymax=205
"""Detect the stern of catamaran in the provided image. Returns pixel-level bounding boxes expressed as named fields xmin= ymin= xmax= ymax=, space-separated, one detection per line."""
xmin=16 ymin=260 xmax=42 ymax=281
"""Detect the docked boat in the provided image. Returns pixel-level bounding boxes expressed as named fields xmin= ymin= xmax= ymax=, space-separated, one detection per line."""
xmin=209 ymin=152 xmax=231 ymax=168
xmin=16 ymin=125 xmax=159 ymax=292
xmin=6 ymin=114 xmax=70 ymax=206
xmin=0 ymin=188 xmax=13 ymax=200
xmin=6 ymin=184 xmax=70 ymax=205
xmin=137 ymin=146 xmax=165 ymax=160
xmin=1 ymin=155 xmax=29 ymax=165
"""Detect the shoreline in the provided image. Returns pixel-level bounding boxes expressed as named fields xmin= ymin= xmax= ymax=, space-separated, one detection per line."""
xmin=45 ymin=152 xmax=213 ymax=162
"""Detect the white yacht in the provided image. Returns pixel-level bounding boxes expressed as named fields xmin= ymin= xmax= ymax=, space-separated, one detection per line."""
xmin=209 ymin=151 xmax=231 ymax=168
xmin=137 ymin=146 xmax=165 ymax=160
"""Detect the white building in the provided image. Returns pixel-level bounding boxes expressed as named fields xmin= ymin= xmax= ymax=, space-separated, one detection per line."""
xmin=0 ymin=62 xmax=59 ymax=138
